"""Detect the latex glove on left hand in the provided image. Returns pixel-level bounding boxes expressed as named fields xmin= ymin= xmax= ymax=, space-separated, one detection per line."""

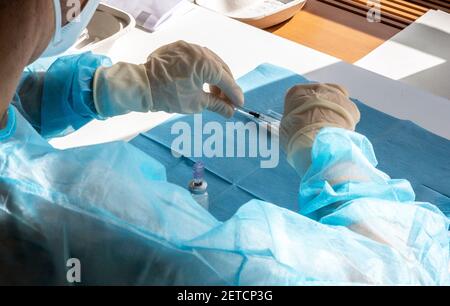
xmin=93 ymin=41 xmax=244 ymax=118
xmin=280 ymin=84 xmax=361 ymax=177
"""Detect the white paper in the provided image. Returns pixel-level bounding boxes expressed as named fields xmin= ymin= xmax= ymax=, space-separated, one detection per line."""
xmin=104 ymin=0 xmax=191 ymax=32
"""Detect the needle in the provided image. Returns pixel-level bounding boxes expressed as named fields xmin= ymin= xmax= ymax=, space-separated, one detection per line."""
xmin=234 ymin=107 xmax=280 ymax=125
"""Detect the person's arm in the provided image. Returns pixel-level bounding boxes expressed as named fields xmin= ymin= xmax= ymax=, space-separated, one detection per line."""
xmin=281 ymin=84 xmax=449 ymax=283
xmin=15 ymin=52 xmax=112 ymax=138
xmin=93 ymin=41 xmax=244 ymax=119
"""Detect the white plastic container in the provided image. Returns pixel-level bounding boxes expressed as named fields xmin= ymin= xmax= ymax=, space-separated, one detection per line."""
xmin=195 ymin=0 xmax=306 ymax=29
xmin=73 ymin=3 xmax=136 ymax=55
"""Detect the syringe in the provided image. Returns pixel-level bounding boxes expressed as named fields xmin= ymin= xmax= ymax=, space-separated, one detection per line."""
xmin=234 ymin=107 xmax=279 ymax=124
xmin=234 ymin=107 xmax=281 ymax=135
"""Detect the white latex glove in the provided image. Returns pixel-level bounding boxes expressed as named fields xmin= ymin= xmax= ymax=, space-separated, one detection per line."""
xmin=280 ymin=84 xmax=361 ymax=176
xmin=94 ymin=41 xmax=244 ymax=118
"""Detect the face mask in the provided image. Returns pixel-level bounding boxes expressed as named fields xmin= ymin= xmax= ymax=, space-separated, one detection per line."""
xmin=41 ymin=0 xmax=100 ymax=58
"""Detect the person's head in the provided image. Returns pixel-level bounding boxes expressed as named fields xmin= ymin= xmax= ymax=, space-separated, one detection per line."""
xmin=0 ymin=0 xmax=91 ymax=123
xmin=0 ymin=0 xmax=89 ymax=64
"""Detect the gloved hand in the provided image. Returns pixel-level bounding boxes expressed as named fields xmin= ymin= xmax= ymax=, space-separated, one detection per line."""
xmin=93 ymin=41 xmax=244 ymax=118
xmin=280 ymin=84 xmax=361 ymax=176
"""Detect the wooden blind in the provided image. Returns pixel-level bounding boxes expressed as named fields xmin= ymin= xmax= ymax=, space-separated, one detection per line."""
xmin=317 ymin=0 xmax=450 ymax=29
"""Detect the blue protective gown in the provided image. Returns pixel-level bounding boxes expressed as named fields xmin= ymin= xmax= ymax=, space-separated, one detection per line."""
xmin=1 ymin=52 xmax=449 ymax=285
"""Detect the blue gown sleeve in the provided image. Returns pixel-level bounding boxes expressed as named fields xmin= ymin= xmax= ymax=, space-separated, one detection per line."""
xmin=297 ymin=127 xmax=449 ymax=283
xmin=41 ymin=52 xmax=112 ymax=138
xmin=300 ymin=127 xmax=418 ymax=218
xmin=15 ymin=52 xmax=112 ymax=138
xmin=178 ymin=127 xmax=448 ymax=284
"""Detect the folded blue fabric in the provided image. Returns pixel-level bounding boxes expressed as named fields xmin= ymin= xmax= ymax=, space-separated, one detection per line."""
xmin=131 ymin=63 xmax=450 ymax=220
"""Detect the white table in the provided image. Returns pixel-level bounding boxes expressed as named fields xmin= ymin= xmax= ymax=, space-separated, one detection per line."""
xmin=50 ymin=4 xmax=450 ymax=149
xmin=356 ymin=10 xmax=450 ymax=100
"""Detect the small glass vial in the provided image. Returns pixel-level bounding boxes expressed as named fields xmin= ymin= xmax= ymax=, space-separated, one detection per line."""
xmin=189 ymin=162 xmax=209 ymax=210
